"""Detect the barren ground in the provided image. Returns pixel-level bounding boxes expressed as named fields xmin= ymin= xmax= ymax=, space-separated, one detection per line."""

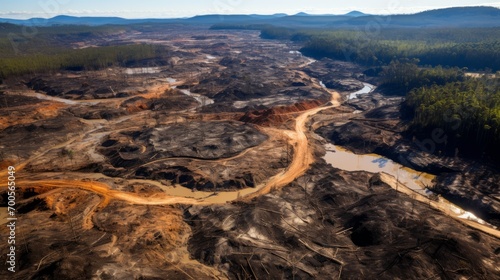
xmin=0 ymin=28 xmax=499 ymax=279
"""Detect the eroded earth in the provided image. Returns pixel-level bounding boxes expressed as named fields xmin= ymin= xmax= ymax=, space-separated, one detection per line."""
xmin=1 ymin=27 xmax=499 ymax=279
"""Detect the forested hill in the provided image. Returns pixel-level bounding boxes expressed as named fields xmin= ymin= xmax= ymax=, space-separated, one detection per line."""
xmin=1 ymin=6 xmax=499 ymax=28
xmin=331 ymin=6 xmax=500 ymax=28
xmin=245 ymin=26 xmax=500 ymax=72
xmin=0 ymin=23 xmax=167 ymax=79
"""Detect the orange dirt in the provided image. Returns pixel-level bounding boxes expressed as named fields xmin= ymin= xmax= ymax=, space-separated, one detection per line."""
xmin=239 ymin=99 xmax=324 ymax=126
xmin=242 ymin=91 xmax=341 ymax=200
xmin=0 ymin=160 xmax=16 ymax=170
xmin=0 ymin=101 xmax=67 ymax=130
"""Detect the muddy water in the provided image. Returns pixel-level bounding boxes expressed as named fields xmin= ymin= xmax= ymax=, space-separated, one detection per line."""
xmin=348 ymin=83 xmax=375 ymax=100
xmin=146 ymin=79 xmax=374 ymax=203
xmin=316 ymin=76 xmax=494 ymax=228
xmin=324 ymin=143 xmax=435 ymax=196
xmin=318 ymin=82 xmax=374 ymax=100
xmin=323 ymin=144 xmax=493 ymax=227
xmin=179 ymin=89 xmax=215 ymax=107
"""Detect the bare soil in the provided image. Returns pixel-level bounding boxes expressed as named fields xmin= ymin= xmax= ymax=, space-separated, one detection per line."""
xmin=0 ymin=27 xmax=499 ymax=279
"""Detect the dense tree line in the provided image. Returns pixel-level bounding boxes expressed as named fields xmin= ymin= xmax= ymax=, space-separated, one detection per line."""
xmin=378 ymin=60 xmax=500 ymax=162
xmin=403 ymin=76 xmax=500 ymax=160
xmin=300 ymin=35 xmax=499 ymax=71
xmin=211 ymin=23 xmax=500 ymax=161
xmin=210 ymin=23 xmax=271 ymax=31
xmin=379 ymin=59 xmax=466 ymax=95
xmin=0 ymin=23 xmax=126 ymax=56
xmin=351 ymin=27 xmax=500 ymax=44
xmin=0 ymin=23 xmax=159 ymax=79
xmin=0 ymin=44 xmax=165 ymax=78
xmin=253 ymin=26 xmax=500 ymax=71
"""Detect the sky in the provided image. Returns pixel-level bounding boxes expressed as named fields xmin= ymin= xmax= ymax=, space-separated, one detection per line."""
xmin=1 ymin=0 xmax=499 ymax=19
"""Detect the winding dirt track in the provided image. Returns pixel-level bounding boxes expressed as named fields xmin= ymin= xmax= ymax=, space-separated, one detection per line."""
xmin=242 ymin=90 xmax=341 ymax=200
xmin=19 ymin=179 xmax=205 ymax=205
xmin=4 ymin=80 xmax=500 ymax=240
xmin=11 ymin=88 xmax=341 ymax=206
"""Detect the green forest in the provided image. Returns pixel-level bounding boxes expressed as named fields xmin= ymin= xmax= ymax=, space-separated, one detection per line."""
xmin=0 ymin=44 xmax=164 ymax=78
xmin=2 ymin=21 xmax=499 ymax=162
xmin=0 ymin=23 xmax=165 ymax=79
xmin=403 ymin=76 xmax=500 ymax=159
xmin=0 ymin=23 xmax=126 ymax=56
xmin=371 ymin=58 xmax=500 ymax=162
xmin=375 ymin=60 xmax=500 ymax=160
xmin=378 ymin=59 xmax=466 ymax=95
xmin=215 ymin=24 xmax=500 ymax=71
xmin=213 ymin=23 xmax=500 ymax=161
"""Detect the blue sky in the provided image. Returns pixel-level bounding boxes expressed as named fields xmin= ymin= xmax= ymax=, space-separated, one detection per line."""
xmin=1 ymin=0 xmax=499 ymax=19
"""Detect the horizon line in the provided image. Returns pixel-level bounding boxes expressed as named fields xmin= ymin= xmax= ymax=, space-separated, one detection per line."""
xmin=1 ymin=5 xmax=499 ymax=20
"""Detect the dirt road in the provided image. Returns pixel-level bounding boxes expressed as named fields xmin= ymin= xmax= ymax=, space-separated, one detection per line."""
xmin=243 ymin=89 xmax=341 ymax=200
xmin=19 ymin=179 xmax=207 ymax=206
xmin=11 ymin=87 xmax=341 ymax=206
xmin=4 ymin=79 xmax=500 ymax=240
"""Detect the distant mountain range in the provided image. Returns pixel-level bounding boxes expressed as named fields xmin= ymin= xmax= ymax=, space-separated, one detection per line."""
xmin=0 ymin=6 xmax=498 ymax=28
